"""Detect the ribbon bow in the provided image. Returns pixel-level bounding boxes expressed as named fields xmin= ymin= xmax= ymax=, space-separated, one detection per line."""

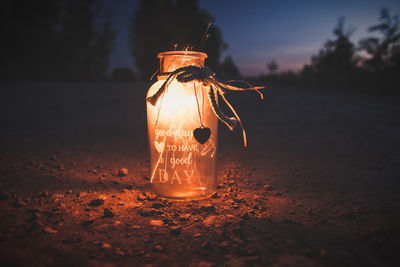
xmin=146 ymin=65 xmax=264 ymax=147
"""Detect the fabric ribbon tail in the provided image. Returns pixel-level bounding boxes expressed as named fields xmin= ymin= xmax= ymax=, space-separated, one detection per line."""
xmin=216 ymin=81 xmax=264 ymax=100
xmin=207 ymin=86 xmax=238 ymax=131
xmin=146 ymin=72 xmax=177 ymax=106
xmin=147 ymin=65 xmax=263 ymax=147
xmin=214 ymin=85 xmax=248 ymax=147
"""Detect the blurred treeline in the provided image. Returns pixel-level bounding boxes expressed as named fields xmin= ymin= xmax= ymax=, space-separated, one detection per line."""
xmin=0 ymin=0 xmax=115 ymax=82
xmin=1 ymin=1 xmax=398 ymax=93
xmin=262 ymin=8 xmax=400 ymax=94
xmin=0 ymin=0 xmax=240 ymax=82
xmin=130 ymin=0 xmax=240 ymax=80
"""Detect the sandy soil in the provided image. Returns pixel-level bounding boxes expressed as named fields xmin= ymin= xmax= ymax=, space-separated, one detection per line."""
xmin=0 ymin=82 xmax=399 ymax=266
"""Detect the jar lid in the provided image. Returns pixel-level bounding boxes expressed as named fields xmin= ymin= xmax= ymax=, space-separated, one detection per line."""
xmin=158 ymin=51 xmax=207 ymax=59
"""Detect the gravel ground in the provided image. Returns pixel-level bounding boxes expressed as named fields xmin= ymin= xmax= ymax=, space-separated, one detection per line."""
xmin=0 ymin=82 xmax=399 ymax=266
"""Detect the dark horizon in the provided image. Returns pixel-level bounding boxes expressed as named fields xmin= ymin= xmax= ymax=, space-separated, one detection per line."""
xmin=105 ymin=0 xmax=400 ymax=76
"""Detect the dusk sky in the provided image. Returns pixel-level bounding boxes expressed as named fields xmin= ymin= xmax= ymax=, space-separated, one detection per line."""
xmin=105 ymin=0 xmax=400 ymax=76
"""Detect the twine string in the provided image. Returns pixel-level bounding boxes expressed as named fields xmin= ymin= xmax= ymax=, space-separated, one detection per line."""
xmin=193 ymin=82 xmax=203 ymax=127
xmin=146 ymin=65 xmax=264 ymax=147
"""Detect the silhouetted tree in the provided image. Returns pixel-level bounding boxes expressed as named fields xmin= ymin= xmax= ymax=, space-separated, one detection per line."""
xmin=302 ymin=17 xmax=357 ymax=88
xmin=129 ymin=0 xmax=226 ymax=79
xmin=0 ymin=0 xmax=115 ymax=82
xmin=56 ymin=0 xmax=115 ymax=81
xmin=266 ymin=60 xmax=279 ymax=73
xmin=0 ymin=0 xmax=61 ymax=81
xmin=219 ymin=56 xmax=241 ymax=79
xmin=359 ymin=8 xmax=400 ymax=72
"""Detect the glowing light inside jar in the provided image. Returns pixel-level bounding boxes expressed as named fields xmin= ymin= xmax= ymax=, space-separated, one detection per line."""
xmin=146 ymin=52 xmax=218 ymax=199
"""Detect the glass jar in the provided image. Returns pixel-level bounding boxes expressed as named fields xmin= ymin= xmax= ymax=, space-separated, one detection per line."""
xmin=146 ymin=51 xmax=218 ymax=199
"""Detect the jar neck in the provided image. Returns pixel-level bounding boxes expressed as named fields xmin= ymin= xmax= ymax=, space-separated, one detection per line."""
xmin=158 ymin=51 xmax=207 ymax=76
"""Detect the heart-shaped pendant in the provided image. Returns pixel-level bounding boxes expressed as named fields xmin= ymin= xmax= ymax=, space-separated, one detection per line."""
xmin=193 ymin=127 xmax=211 ymax=144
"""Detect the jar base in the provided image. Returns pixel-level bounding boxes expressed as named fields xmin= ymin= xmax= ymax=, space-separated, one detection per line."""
xmin=153 ymin=189 xmax=216 ymax=200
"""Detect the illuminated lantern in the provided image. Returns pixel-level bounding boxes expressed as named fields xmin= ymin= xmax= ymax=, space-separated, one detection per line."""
xmin=146 ymin=51 xmax=218 ymax=199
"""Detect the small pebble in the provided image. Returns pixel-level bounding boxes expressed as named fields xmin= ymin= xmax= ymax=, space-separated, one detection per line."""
xmin=201 ymin=241 xmax=213 ymax=250
xmin=200 ymin=204 xmax=215 ymax=213
xmin=139 ymin=208 xmax=154 ymax=217
xmin=43 ymin=227 xmax=58 ymax=234
xmin=118 ymin=168 xmax=128 ymax=177
xmin=102 ymin=243 xmax=112 ymax=249
xmin=82 ymin=219 xmax=94 ymax=227
xmin=30 ymin=212 xmax=40 ymax=221
xmin=104 ymin=208 xmax=114 ymax=218
xmin=263 ymin=184 xmax=272 ymax=191
xmin=135 ymin=250 xmax=146 ymax=256
xmin=219 ymin=241 xmax=229 ymax=248
xmin=150 ymin=219 xmax=163 ymax=226
xmin=77 ymin=192 xmax=88 ymax=198
xmin=170 ymin=226 xmax=182 ymax=236
xmin=146 ymin=193 xmax=157 ymax=200
xmin=193 ymin=233 xmax=202 ymax=238
xmin=115 ymin=248 xmax=125 ymax=256
xmin=203 ymin=216 xmax=216 ymax=227
xmin=13 ymin=197 xmax=26 ymax=207
xmin=153 ymin=244 xmax=164 ymax=252
xmin=137 ymin=194 xmax=147 ymax=201
xmin=57 ymin=164 xmax=65 ymax=171
xmin=276 ymin=188 xmax=287 ymax=196
xmin=211 ymin=192 xmax=219 ymax=198
xmin=89 ymin=198 xmax=104 ymax=207
xmin=242 ymin=212 xmax=250 ymax=220
xmin=152 ymin=202 xmax=164 ymax=209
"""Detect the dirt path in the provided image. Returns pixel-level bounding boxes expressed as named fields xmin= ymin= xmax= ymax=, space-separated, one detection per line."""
xmin=0 ymin=83 xmax=399 ymax=266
